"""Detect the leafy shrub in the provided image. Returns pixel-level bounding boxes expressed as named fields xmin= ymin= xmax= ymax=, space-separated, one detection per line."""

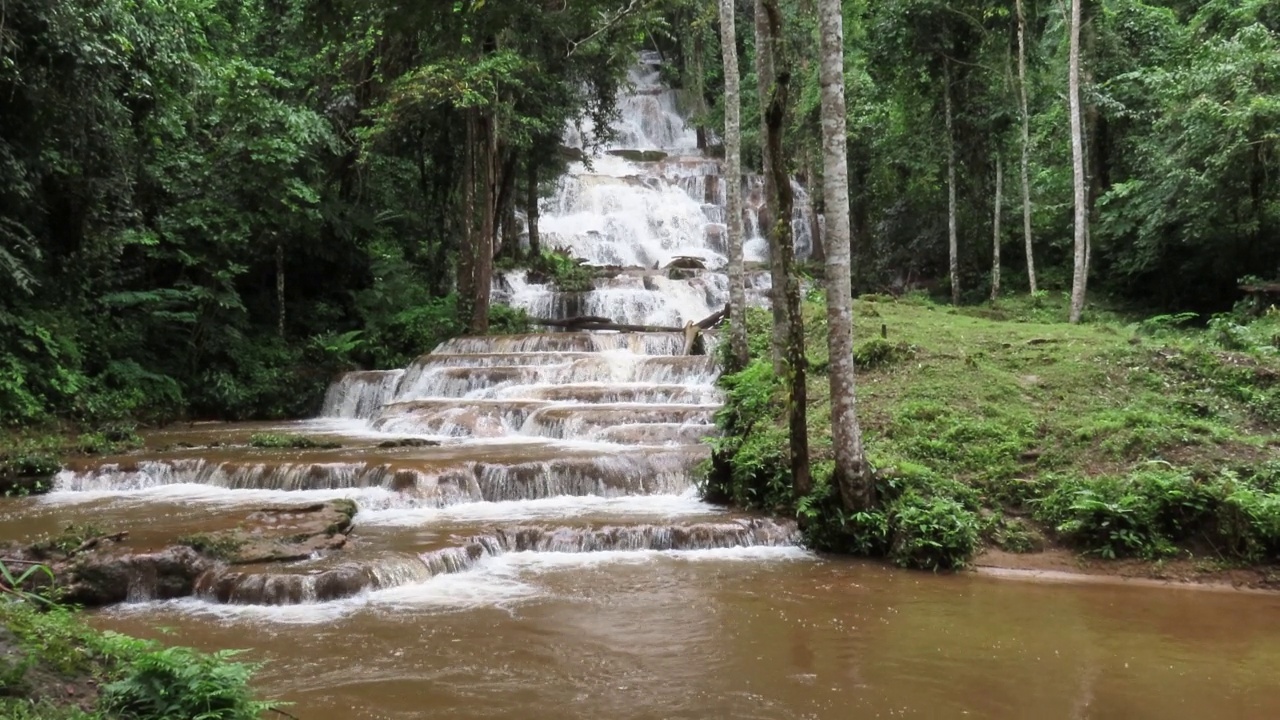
xmin=887 ymin=490 xmax=980 ymax=570
xmin=248 ymin=433 xmax=340 ymax=449
xmin=101 ymin=645 xmax=273 ymax=720
xmin=489 ymin=304 xmax=532 ymax=334
xmin=1035 ymin=467 xmax=1218 ymax=559
xmin=853 ymin=338 xmax=915 ymax=370
xmin=529 ymin=249 xmax=595 ymax=293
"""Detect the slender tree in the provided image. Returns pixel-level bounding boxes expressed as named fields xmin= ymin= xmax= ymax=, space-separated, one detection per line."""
xmin=1068 ymin=0 xmax=1088 ymax=323
xmin=761 ymin=0 xmax=810 ymax=498
xmin=944 ymin=59 xmax=959 ymax=306
xmin=719 ymin=0 xmax=749 ymax=369
xmin=526 ymin=159 xmax=541 ymax=256
xmin=816 ymin=0 xmax=872 ymax=510
xmin=991 ymin=153 xmax=1003 ymax=302
xmin=1015 ymin=0 xmax=1037 ymax=293
xmin=754 ymin=0 xmax=788 ymax=372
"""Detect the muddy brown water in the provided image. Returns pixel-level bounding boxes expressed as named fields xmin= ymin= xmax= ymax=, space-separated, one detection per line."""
xmin=86 ymin=556 xmax=1280 ymax=720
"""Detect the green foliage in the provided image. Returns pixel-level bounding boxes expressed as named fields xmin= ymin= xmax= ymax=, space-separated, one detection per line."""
xmin=1 ymin=594 xmax=280 ymax=719
xmin=101 ymin=646 xmax=274 ymax=720
xmin=1034 ymin=465 xmax=1280 ymax=561
xmin=0 ymin=560 xmax=55 ymax=606
xmin=177 ymin=533 xmax=246 ymax=561
xmin=887 ymin=490 xmax=981 ymax=571
xmin=525 ymin=249 xmax=596 ymax=294
xmin=28 ymin=524 xmax=107 ymax=559
xmin=853 ymin=337 xmax=916 ymax=370
xmin=247 ymin=433 xmax=341 ymax=450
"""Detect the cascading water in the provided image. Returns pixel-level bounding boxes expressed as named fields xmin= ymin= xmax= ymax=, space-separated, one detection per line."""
xmin=497 ymin=52 xmax=815 ymax=327
xmin=24 ymin=54 xmax=810 ymax=611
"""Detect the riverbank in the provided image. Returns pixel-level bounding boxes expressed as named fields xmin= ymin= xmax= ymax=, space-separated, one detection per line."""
xmin=0 ymin=588 xmax=276 ymax=719
xmin=710 ymin=291 xmax=1280 ymax=577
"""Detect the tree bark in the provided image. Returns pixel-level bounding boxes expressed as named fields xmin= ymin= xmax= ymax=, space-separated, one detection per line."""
xmin=494 ymin=148 xmax=519 ymax=261
xmin=693 ymin=28 xmax=709 ymax=150
xmin=471 ymin=110 xmax=497 ymax=334
xmin=762 ymin=0 xmax=811 ymax=499
xmin=991 ymin=153 xmax=1003 ymax=302
xmin=804 ymin=150 xmax=825 ymax=265
xmin=755 ymin=0 xmax=788 ymax=373
xmin=458 ymin=113 xmax=476 ymax=322
xmin=275 ymin=241 xmax=285 ymax=338
xmin=526 ymin=158 xmax=541 ymax=256
xmin=816 ymin=0 xmax=872 ymax=511
xmin=719 ymin=0 xmax=749 ymax=370
xmin=1015 ymin=0 xmax=1037 ymax=294
xmin=1068 ymin=0 xmax=1088 ymax=323
xmin=944 ymin=59 xmax=959 ymax=306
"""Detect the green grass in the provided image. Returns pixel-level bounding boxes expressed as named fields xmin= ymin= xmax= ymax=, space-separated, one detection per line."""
xmin=713 ymin=291 xmax=1280 ymax=568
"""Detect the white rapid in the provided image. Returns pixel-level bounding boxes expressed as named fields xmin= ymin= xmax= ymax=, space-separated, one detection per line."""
xmin=496 ymin=52 xmax=814 ymax=327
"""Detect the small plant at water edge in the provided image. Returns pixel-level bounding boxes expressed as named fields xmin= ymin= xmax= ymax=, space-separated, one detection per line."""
xmin=248 ymin=433 xmax=341 ymax=449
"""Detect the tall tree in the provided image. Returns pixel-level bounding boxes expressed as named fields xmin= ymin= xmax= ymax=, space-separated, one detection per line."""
xmin=991 ymin=153 xmax=1003 ymax=301
xmin=1014 ymin=0 xmax=1037 ymax=294
xmin=754 ymin=0 xmax=788 ymax=373
xmin=816 ymin=0 xmax=872 ymax=511
xmin=719 ymin=0 xmax=749 ymax=369
xmin=760 ymin=0 xmax=810 ymax=498
xmin=1068 ymin=0 xmax=1088 ymax=323
xmin=944 ymin=58 xmax=959 ymax=306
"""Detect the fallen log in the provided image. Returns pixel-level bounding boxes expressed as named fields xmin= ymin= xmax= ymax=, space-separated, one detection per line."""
xmin=695 ymin=304 xmax=729 ymax=329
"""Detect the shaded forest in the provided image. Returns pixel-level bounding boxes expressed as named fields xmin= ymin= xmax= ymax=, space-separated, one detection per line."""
xmin=2 ymin=0 xmax=1277 ymax=429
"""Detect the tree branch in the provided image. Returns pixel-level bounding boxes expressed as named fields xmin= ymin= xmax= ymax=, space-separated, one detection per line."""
xmin=567 ymin=0 xmax=647 ymax=57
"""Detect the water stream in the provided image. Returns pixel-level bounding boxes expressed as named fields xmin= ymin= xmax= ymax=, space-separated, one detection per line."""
xmin=2 ymin=54 xmax=1278 ymax=718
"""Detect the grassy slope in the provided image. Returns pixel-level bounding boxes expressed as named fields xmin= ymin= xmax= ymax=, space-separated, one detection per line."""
xmin=725 ymin=291 xmax=1280 ymax=571
xmin=812 ymin=294 xmax=1273 ymax=484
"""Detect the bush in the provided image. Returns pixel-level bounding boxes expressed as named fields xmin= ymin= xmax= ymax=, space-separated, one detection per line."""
xmin=887 ymin=490 xmax=980 ymax=570
xmin=248 ymin=433 xmax=341 ymax=449
xmin=1 ymin=597 xmax=279 ymax=720
xmin=101 ymin=645 xmax=273 ymax=720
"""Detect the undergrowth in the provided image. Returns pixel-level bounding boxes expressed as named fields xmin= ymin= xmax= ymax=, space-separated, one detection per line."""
xmin=1 ymin=565 xmax=279 ymax=719
xmin=708 ymin=292 xmax=1280 ymax=570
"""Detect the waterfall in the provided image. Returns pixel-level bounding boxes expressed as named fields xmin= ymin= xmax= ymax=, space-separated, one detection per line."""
xmin=497 ymin=51 xmax=814 ymax=327
xmin=39 ymin=54 xmax=815 ymax=614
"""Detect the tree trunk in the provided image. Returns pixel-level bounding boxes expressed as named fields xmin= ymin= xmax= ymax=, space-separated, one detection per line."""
xmin=991 ymin=153 xmax=1003 ymax=302
xmin=458 ymin=113 xmax=477 ymax=322
xmin=471 ymin=110 xmax=497 ymax=334
xmin=275 ymin=241 xmax=285 ymax=338
xmin=945 ymin=60 xmax=959 ymax=307
xmin=1068 ymin=0 xmax=1088 ymax=324
xmin=526 ymin=158 xmax=541 ymax=256
xmin=693 ymin=29 xmax=709 ymax=150
xmin=719 ymin=0 xmax=749 ymax=370
xmin=494 ymin=148 xmax=519 ymax=261
xmin=1015 ymin=0 xmax=1037 ymax=294
xmin=804 ymin=150 xmax=825 ymax=265
xmin=762 ymin=0 xmax=810 ymax=499
xmin=755 ymin=0 xmax=788 ymax=373
xmin=816 ymin=0 xmax=872 ymax=511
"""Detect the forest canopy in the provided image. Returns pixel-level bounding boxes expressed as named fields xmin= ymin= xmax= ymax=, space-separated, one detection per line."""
xmin=1 ymin=0 xmax=1277 ymax=429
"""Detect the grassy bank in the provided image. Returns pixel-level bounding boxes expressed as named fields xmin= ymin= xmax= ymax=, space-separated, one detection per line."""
xmin=709 ymin=291 xmax=1280 ymax=574
xmin=1 ymin=574 xmax=276 ymax=719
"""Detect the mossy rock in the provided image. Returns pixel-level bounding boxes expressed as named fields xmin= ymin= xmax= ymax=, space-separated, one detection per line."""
xmin=607 ymin=149 xmax=668 ymax=163
xmin=376 ymin=438 xmax=441 ymax=448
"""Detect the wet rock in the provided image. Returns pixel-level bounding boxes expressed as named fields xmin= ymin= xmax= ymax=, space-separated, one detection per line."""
xmin=607 ymin=149 xmax=668 ymax=163
xmin=377 ymin=438 xmax=441 ymax=448
xmin=186 ymin=500 xmax=358 ymax=565
xmin=663 ymin=256 xmax=706 ymax=271
xmin=61 ymin=546 xmax=212 ymax=606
